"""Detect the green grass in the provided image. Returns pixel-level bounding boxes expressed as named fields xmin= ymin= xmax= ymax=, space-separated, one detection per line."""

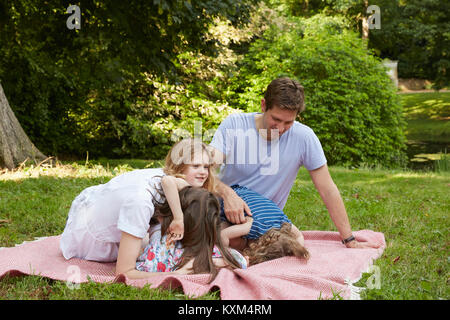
xmin=0 ymin=274 xmax=219 ymax=300
xmin=400 ymin=92 xmax=450 ymax=143
xmin=284 ymin=167 xmax=449 ymax=300
xmin=1 ymin=160 xmax=449 ymax=299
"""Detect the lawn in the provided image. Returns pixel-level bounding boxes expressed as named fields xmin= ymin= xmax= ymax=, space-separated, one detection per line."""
xmin=0 ymin=160 xmax=449 ymax=300
xmin=400 ymin=92 xmax=450 ymax=143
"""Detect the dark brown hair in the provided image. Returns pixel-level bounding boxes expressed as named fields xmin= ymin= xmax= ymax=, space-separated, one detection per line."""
xmin=152 ymin=186 xmax=242 ymax=282
xmin=243 ymin=223 xmax=310 ymax=265
xmin=264 ymin=77 xmax=305 ymax=113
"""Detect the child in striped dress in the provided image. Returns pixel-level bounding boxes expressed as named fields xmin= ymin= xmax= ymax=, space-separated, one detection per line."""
xmin=220 ymin=185 xmax=309 ymax=265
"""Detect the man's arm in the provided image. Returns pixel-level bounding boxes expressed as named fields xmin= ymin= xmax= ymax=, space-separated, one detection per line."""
xmin=210 ymin=147 xmax=251 ymax=224
xmin=308 ymin=164 xmax=380 ymax=249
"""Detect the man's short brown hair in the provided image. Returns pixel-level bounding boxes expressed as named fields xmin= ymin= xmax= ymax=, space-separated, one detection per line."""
xmin=264 ymin=77 xmax=305 ymax=113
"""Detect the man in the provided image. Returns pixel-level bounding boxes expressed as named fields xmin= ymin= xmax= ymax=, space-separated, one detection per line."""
xmin=210 ymin=77 xmax=379 ymax=249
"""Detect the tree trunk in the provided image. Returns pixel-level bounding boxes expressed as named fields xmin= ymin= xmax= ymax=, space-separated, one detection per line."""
xmin=0 ymin=82 xmax=47 ymax=169
xmin=362 ymin=16 xmax=369 ymax=40
xmin=362 ymin=0 xmax=369 ymax=40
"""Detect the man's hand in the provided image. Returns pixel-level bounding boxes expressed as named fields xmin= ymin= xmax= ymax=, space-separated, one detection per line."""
xmin=223 ymin=190 xmax=252 ymax=224
xmin=345 ymin=239 xmax=381 ymax=249
xmin=212 ymin=166 xmax=252 ymax=224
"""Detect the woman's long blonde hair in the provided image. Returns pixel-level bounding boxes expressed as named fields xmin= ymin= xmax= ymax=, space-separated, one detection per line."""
xmin=243 ymin=223 xmax=310 ymax=265
xmin=163 ymin=138 xmax=217 ymax=193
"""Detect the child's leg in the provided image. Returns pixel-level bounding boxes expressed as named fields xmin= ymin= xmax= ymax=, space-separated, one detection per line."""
xmin=290 ymin=224 xmax=305 ymax=246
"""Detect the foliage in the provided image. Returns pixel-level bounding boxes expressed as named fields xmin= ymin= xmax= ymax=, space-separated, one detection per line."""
xmin=229 ymin=14 xmax=407 ymax=167
xmin=0 ymin=0 xmax=259 ymax=159
xmin=368 ymin=0 xmax=450 ymax=89
xmin=268 ymin=0 xmax=450 ymax=88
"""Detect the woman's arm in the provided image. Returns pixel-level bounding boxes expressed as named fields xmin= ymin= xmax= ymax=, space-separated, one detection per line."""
xmin=116 ymin=232 xmax=196 ymax=279
xmin=115 ymin=232 xmax=160 ymax=278
xmin=161 ymin=176 xmax=190 ymax=221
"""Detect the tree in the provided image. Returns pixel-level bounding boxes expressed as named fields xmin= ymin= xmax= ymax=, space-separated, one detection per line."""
xmin=368 ymin=0 xmax=450 ymax=88
xmin=272 ymin=0 xmax=372 ymax=36
xmin=270 ymin=0 xmax=450 ymax=88
xmin=0 ymin=0 xmax=260 ymax=159
xmin=0 ymin=82 xmax=46 ymax=169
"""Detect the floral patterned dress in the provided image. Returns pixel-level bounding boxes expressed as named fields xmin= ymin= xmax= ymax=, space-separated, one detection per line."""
xmin=136 ymin=233 xmax=247 ymax=272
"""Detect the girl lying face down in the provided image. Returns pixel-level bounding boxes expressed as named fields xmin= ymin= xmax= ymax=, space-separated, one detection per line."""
xmin=136 ymin=186 xmax=247 ymax=282
xmin=219 ymin=185 xmax=310 ymax=265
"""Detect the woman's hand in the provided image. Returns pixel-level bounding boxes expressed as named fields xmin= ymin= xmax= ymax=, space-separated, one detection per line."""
xmin=168 ymin=218 xmax=184 ymax=243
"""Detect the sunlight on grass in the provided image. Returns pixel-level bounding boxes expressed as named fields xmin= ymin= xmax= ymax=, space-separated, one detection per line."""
xmin=0 ymin=159 xmax=163 ymax=181
xmin=401 ymin=92 xmax=450 ymax=120
xmin=401 ymin=92 xmax=450 ymax=145
xmin=404 ymin=99 xmax=450 ymax=120
xmin=391 ymin=171 xmax=450 ymax=179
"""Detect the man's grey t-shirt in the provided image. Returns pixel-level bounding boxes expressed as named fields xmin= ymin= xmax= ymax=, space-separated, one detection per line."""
xmin=210 ymin=112 xmax=327 ymax=209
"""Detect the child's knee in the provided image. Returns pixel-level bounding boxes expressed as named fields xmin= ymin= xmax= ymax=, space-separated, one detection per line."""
xmin=296 ymin=232 xmax=305 ymax=246
xmin=229 ymin=237 xmax=247 ymax=251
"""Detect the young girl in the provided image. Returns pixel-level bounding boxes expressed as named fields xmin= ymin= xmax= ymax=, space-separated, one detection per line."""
xmin=135 ymin=186 xmax=247 ymax=281
xmin=60 ymin=138 xmax=220 ymax=279
xmin=219 ymin=185 xmax=310 ymax=263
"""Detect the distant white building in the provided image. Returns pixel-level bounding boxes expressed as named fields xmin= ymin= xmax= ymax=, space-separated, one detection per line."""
xmin=382 ymin=59 xmax=398 ymax=88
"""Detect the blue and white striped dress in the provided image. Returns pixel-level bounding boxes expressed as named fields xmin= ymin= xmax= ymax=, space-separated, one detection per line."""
xmin=220 ymin=185 xmax=292 ymax=239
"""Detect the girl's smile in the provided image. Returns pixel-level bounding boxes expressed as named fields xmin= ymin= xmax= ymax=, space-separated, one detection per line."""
xmin=182 ymin=151 xmax=210 ymax=187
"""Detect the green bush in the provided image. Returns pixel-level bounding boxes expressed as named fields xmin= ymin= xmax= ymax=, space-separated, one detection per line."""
xmin=229 ymin=14 xmax=408 ymax=168
xmin=115 ymin=72 xmax=238 ymax=159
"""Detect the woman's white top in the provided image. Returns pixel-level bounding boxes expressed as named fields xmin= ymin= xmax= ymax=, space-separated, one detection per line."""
xmin=60 ymin=168 xmax=165 ymax=262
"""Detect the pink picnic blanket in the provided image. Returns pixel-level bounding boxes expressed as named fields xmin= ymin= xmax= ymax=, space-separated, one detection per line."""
xmin=0 ymin=230 xmax=385 ymax=300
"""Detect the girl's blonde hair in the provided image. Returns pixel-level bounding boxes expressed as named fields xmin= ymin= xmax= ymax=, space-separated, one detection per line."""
xmin=243 ymin=223 xmax=310 ymax=265
xmin=163 ymin=138 xmax=217 ymax=193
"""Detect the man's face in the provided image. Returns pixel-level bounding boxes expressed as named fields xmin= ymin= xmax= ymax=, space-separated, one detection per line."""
xmin=261 ymin=99 xmax=297 ymax=140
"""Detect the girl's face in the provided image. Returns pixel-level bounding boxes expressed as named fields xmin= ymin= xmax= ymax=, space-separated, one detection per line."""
xmin=182 ymin=151 xmax=210 ymax=188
